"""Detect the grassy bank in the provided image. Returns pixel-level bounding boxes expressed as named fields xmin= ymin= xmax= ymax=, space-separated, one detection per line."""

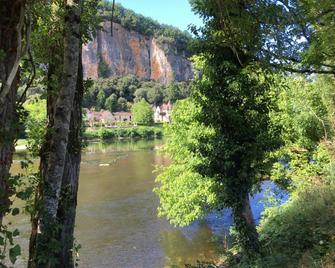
xmin=84 ymin=125 xmax=163 ymax=140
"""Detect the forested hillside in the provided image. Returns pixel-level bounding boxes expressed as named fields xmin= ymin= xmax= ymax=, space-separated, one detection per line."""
xmin=84 ymin=75 xmax=191 ymax=112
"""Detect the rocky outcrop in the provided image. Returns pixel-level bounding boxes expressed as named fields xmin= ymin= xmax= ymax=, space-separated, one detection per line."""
xmin=82 ymin=22 xmax=193 ymax=84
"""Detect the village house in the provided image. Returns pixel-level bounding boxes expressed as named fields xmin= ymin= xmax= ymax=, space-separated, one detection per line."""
xmin=154 ymin=101 xmax=173 ymax=123
xmin=85 ymin=109 xmax=132 ymax=127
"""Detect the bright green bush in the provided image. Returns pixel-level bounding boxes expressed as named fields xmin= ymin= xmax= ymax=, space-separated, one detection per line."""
xmin=23 ymin=98 xmax=47 ymax=155
xmin=132 ymin=99 xmax=154 ymax=126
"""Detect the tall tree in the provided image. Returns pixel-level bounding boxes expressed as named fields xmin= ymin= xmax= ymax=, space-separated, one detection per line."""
xmin=157 ymin=0 xmax=282 ymax=257
xmin=0 ymin=0 xmax=27 ymax=225
xmin=28 ymin=0 xmax=100 ymax=266
xmin=56 ymin=48 xmax=84 ymax=268
xmin=28 ymin=0 xmax=82 ymax=266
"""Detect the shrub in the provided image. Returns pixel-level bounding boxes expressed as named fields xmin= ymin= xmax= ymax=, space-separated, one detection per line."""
xmin=254 ymin=185 xmax=335 ymax=267
xmin=97 ymin=128 xmax=115 ymax=139
xmin=84 ymin=126 xmax=162 ymax=140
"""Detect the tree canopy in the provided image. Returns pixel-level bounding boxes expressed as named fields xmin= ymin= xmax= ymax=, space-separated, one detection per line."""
xmin=83 ymin=75 xmax=191 ymax=111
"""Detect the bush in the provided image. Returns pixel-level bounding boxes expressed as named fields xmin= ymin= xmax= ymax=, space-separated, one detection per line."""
xmin=132 ymin=99 xmax=154 ymax=125
xmin=97 ymin=128 xmax=115 ymax=139
xmin=252 ymin=185 xmax=335 ymax=267
xmin=84 ymin=126 xmax=162 ymax=140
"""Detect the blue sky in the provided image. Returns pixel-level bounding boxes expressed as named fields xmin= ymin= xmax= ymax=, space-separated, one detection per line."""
xmin=115 ymin=0 xmax=203 ymax=32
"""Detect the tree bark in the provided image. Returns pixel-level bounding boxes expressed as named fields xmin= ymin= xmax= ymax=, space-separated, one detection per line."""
xmin=0 ymin=0 xmax=25 ymax=225
xmin=232 ymin=192 xmax=260 ymax=257
xmin=40 ymin=0 xmax=81 ymax=223
xmin=57 ymin=48 xmax=83 ymax=268
xmin=28 ymin=63 xmax=58 ymax=268
xmin=29 ymin=1 xmax=81 ymax=267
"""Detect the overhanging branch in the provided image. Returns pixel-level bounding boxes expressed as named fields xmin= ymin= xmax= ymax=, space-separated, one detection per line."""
xmin=270 ymin=63 xmax=335 ymax=75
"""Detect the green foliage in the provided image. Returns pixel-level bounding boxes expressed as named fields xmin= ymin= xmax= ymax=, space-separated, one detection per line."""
xmin=98 ymin=56 xmax=110 ymax=78
xmin=219 ymin=75 xmax=335 ymax=266
xmin=146 ymin=85 xmax=163 ymax=105
xmin=81 ymin=0 xmax=102 ymax=42
xmin=271 ymin=77 xmax=332 ymax=148
xmin=267 ymin=76 xmax=335 ymax=190
xmin=104 ymin=93 xmax=117 ymax=112
xmin=253 ymin=185 xmax=335 ymax=268
xmin=0 ymin=160 xmax=38 ymax=267
xmin=83 ymin=75 xmax=191 ymax=111
xmin=156 ymin=0 xmax=287 ymax=257
xmin=0 ymin=225 xmax=21 ymax=267
xmin=84 ymin=126 xmax=162 ymax=140
xmin=189 ymin=0 xmax=335 ymax=73
xmin=155 ymin=99 xmax=217 ymax=226
xmin=23 ymin=98 xmax=47 ymax=156
xmin=132 ymin=99 xmax=154 ymax=125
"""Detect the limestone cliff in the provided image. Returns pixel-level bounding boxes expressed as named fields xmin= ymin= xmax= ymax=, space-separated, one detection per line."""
xmin=82 ymin=22 xmax=193 ymax=84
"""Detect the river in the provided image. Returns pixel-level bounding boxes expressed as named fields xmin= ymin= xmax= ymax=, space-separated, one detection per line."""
xmin=9 ymin=140 xmax=286 ymax=268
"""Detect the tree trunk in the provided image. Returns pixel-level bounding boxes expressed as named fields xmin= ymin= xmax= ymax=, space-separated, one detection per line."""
xmin=28 ymin=63 xmax=58 ymax=268
xmin=0 ymin=0 xmax=25 ymax=225
xmin=57 ymin=48 xmax=83 ymax=268
xmin=40 ymin=0 xmax=81 ymax=223
xmin=30 ymin=1 xmax=81 ymax=267
xmin=232 ymin=192 xmax=260 ymax=257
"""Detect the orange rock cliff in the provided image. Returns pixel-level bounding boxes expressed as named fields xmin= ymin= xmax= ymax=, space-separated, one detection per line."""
xmin=82 ymin=22 xmax=193 ymax=84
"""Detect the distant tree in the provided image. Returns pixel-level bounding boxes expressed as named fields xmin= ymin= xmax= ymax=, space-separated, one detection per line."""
xmin=134 ymin=87 xmax=148 ymax=102
xmin=164 ymin=83 xmax=181 ymax=103
xmin=105 ymin=93 xmax=118 ymax=112
xmin=132 ymin=99 xmax=154 ymax=125
xmin=146 ymin=85 xmax=163 ymax=105
xmin=97 ymin=90 xmax=106 ymax=110
xmin=117 ymin=97 xmax=128 ymax=111
xmin=83 ymin=76 xmax=192 ymax=110
xmin=98 ymin=56 xmax=110 ymax=78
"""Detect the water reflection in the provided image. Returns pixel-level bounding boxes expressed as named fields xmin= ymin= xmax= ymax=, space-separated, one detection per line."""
xmin=9 ymin=140 xmax=286 ymax=268
xmin=75 ymin=140 xmax=224 ymax=267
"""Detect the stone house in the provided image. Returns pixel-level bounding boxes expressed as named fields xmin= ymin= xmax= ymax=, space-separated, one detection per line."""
xmin=154 ymin=101 xmax=172 ymax=123
xmin=85 ymin=109 xmax=132 ymax=127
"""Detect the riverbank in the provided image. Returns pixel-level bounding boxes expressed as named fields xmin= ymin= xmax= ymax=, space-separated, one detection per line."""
xmin=84 ymin=125 xmax=163 ymax=141
xmin=15 ymin=126 xmax=164 ymax=151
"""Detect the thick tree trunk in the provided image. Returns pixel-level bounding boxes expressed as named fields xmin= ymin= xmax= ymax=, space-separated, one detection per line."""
xmin=30 ymin=52 xmax=83 ymax=268
xmin=40 ymin=0 xmax=81 ymax=223
xmin=57 ymin=49 xmax=83 ymax=268
xmin=232 ymin=192 xmax=260 ymax=257
xmin=29 ymin=2 xmax=81 ymax=267
xmin=0 ymin=0 xmax=25 ymax=225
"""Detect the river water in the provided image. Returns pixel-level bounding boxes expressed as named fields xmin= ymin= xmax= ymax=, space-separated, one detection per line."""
xmin=10 ymin=140 xmax=286 ymax=268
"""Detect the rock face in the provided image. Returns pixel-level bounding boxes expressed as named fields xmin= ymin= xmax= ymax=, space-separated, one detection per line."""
xmin=82 ymin=22 xmax=193 ymax=84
